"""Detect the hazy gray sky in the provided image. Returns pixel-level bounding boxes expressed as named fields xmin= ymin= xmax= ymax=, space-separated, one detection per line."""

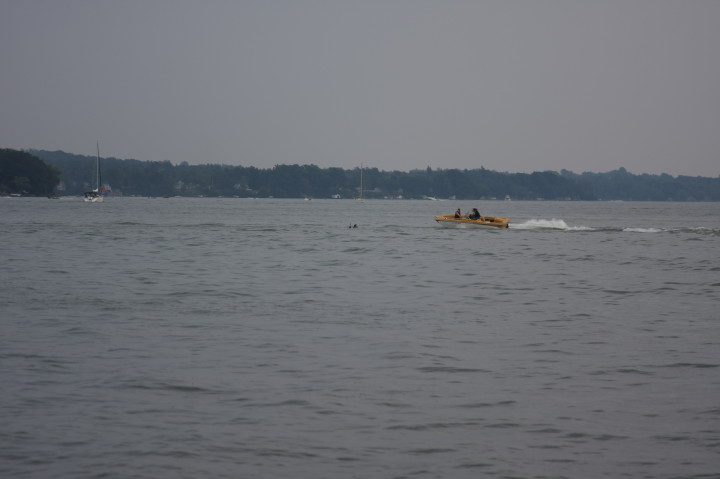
xmin=2 ymin=1 xmax=718 ymax=176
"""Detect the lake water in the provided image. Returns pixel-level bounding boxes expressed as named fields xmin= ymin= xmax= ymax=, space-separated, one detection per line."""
xmin=1 ymin=198 xmax=719 ymax=479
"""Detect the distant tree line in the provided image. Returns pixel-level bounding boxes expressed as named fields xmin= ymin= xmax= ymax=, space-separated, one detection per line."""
xmin=0 ymin=149 xmax=61 ymax=196
xmin=5 ymin=148 xmax=718 ymax=201
xmin=558 ymin=168 xmax=719 ymax=201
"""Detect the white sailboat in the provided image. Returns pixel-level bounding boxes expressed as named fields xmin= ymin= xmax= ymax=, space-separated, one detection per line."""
xmin=83 ymin=143 xmax=104 ymax=202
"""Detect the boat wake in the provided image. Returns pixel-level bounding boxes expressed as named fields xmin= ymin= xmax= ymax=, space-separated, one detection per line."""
xmin=511 ymin=218 xmax=593 ymax=231
xmin=512 ymin=221 xmax=719 ymax=235
xmin=632 ymin=226 xmax=720 ymax=236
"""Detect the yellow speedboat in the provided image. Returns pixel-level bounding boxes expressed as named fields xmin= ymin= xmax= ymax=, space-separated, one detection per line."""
xmin=434 ymin=214 xmax=510 ymax=229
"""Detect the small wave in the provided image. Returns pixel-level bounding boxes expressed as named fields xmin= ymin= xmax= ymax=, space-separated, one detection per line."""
xmin=456 ymin=463 xmax=494 ymax=469
xmin=116 ymin=379 xmax=218 ymax=393
xmin=485 ymin=422 xmax=522 ymax=429
xmin=623 ymin=227 xmax=662 ymax=233
xmin=264 ymin=399 xmax=312 ymax=407
xmin=408 ymin=448 xmax=457 ymax=455
xmin=616 ymin=368 xmax=653 ymax=375
xmin=256 ymin=448 xmax=318 ymax=458
xmin=679 ymin=227 xmax=720 ymax=236
xmin=416 ymin=366 xmax=489 ymax=373
xmin=459 ymin=400 xmax=516 ymax=408
xmin=512 ymin=218 xmax=593 ymax=231
xmin=387 ymin=421 xmax=478 ymax=431
xmin=663 ymin=362 xmax=719 ymax=369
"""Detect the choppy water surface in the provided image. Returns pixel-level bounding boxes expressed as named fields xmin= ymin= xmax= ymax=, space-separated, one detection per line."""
xmin=1 ymin=198 xmax=719 ymax=478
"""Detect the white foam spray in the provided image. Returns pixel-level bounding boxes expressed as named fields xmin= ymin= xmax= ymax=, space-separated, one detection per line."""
xmin=511 ymin=218 xmax=593 ymax=231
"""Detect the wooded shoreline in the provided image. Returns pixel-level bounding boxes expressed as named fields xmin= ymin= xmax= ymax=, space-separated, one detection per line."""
xmin=2 ymin=148 xmax=718 ymax=201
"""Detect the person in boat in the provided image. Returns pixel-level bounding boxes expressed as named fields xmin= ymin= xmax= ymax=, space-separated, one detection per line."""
xmin=468 ymin=208 xmax=481 ymax=220
xmin=454 ymin=208 xmax=463 ymax=218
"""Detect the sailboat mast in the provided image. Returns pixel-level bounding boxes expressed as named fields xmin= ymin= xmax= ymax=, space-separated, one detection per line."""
xmin=96 ymin=142 xmax=101 ymax=191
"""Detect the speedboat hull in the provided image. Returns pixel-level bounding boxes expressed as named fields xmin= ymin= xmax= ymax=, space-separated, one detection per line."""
xmin=83 ymin=191 xmax=104 ymax=202
xmin=434 ymin=215 xmax=509 ymax=228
